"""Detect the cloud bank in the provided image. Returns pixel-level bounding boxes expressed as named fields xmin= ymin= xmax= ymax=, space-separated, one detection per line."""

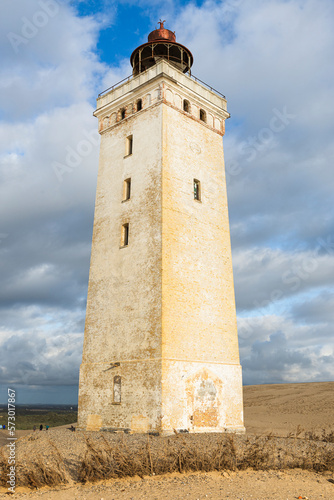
xmin=1 ymin=0 xmax=333 ymax=402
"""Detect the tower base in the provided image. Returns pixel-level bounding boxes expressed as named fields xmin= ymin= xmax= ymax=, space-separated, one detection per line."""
xmin=78 ymin=359 xmax=245 ymax=434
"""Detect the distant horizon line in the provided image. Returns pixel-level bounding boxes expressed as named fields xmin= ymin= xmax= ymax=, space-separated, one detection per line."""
xmin=1 ymin=380 xmax=334 ymax=406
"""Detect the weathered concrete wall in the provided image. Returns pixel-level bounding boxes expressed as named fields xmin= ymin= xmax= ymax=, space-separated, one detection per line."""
xmin=160 ymin=103 xmax=244 ymax=432
xmin=161 ymin=104 xmax=239 ymax=363
xmin=78 ymin=101 xmax=163 ymax=431
xmin=81 ymin=103 xmax=163 ymax=364
xmin=78 ymin=60 xmax=244 ymax=433
xmin=79 ymin=359 xmax=162 ymax=431
xmin=161 ymin=361 xmax=244 ymax=432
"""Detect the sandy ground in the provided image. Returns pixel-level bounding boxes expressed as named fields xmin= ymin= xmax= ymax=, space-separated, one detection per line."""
xmin=1 ymin=382 xmax=333 ymax=499
xmin=6 ymin=469 xmax=334 ymax=499
xmin=0 ymin=424 xmax=71 ymax=449
xmin=244 ymin=382 xmax=334 ymax=436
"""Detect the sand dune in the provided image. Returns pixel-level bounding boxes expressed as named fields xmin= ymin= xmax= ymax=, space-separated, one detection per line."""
xmin=243 ymin=381 xmax=334 ymax=435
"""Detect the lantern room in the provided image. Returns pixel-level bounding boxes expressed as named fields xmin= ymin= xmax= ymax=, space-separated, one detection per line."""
xmin=130 ymin=20 xmax=193 ymax=76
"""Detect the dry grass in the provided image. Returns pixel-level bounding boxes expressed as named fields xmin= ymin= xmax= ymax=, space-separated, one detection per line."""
xmin=0 ymin=450 xmax=10 ymax=487
xmin=0 ymin=441 xmax=68 ymax=489
xmin=1 ymin=431 xmax=333 ymax=489
xmin=304 ymin=429 xmax=334 ymax=443
xmin=77 ymin=431 xmax=334 ymax=484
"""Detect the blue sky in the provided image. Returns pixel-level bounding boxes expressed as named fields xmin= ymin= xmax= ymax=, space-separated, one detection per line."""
xmin=1 ymin=0 xmax=334 ymax=404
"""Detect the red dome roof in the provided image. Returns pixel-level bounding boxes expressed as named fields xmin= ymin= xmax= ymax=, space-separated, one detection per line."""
xmin=148 ymin=21 xmax=176 ymax=42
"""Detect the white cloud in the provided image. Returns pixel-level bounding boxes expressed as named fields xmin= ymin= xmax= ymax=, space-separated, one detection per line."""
xmin=238 ymin=315 xmax=334 ymax=384
xmin=233 ymin=246 xmax=334 ymax=311
xmin=176 ymin=0 xmax=334 ymax=131
xmin=1 ymin=1 xmax=108 ymax=121
xmin=0 ymin=0 xmax=333 ymax=397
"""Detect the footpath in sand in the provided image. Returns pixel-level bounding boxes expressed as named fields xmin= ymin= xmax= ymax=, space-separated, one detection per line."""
xmin=0 ymin=381 xmax=333 ymax=500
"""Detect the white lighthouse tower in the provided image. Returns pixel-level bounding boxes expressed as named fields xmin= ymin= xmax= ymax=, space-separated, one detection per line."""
xmin=78 ymin=22 xmax=245 ymax=434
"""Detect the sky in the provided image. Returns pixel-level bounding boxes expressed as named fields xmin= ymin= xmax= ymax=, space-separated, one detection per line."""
xmin=0 ymin=0 xmax=333 ymax=404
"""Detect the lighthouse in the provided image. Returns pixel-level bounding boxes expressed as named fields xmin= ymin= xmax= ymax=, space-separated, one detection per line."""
xmin=78 ymin=22 xmax=245 ymax=434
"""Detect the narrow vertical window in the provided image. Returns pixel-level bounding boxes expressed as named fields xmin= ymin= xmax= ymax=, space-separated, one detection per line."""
xmin=125 ymin=135 xmax=133 ymax=156
xmin=136 ymin=99 xmax=142 ymax=111
xmin=183 ymin=99 xmax=190 ymax=113
xmin=194 ymin=179 xmax=201 ymax=201
xmin=113 ymin=375 xmax=121 ymax=403
xmin=121 ymin=108 xmax=126 ymax=120
xmin=123 ymin=178 xmax=131 ymax=201
xmin=199 ymin=109 xmax=206 ymax=122
xmin=121 ymin=223 xmax=129 ymax=247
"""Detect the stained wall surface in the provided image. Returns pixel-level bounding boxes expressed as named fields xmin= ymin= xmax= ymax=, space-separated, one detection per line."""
xmin=160 ymin=103 xmax=243 ymax=432
xmin=78 ymin=100 xmax=164 ymax=431
xmin=78 ymin=60 xmax=244 ymax=433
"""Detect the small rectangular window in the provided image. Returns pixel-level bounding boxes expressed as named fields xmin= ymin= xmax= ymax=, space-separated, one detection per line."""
xmin=194 ymin=179 xmax=201 ymax=201
xmin=113 ymin=375 xmax=121 ymax=404
xmin=121 ymin=223 xmax=129 ymax=247
xmin=123 ymin=178 xmax=131 ymax=201
xmin=125 ymin=135 xmax=133 ymax=156
xmin=199 ymin=109 xmax=206 ymax=122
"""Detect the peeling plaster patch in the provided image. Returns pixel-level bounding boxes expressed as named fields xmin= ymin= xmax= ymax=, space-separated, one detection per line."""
xmin=193 ymin=407 xmax=219 ymax=428
xmin=196 ymin=379 xmax=217 ymax=401
xmin=131 ymin=414 xmax=149 ymax=432
xmin=86 ymin=414 xmax=102 ymax=431
xmin=186 ymin=368 xmax=223 ymax=430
